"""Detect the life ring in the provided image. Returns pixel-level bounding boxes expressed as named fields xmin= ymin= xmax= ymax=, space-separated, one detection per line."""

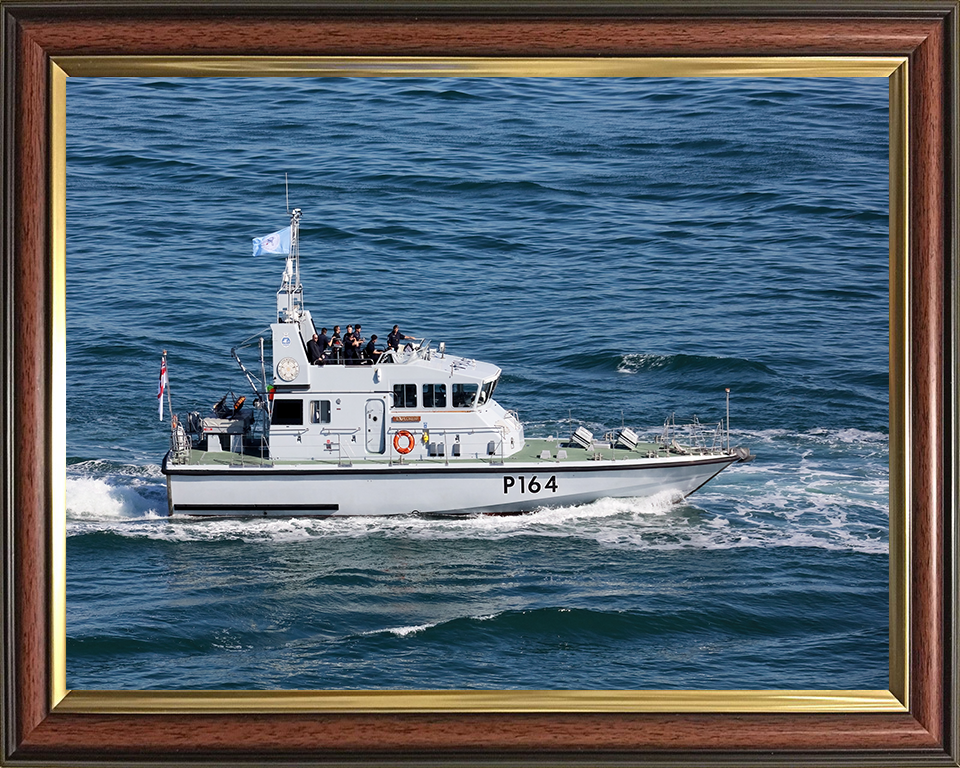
xmin=233 ymin=395 xmax=246 ymax=413
xmin=393 ymin=430 xmax=415 ymax=454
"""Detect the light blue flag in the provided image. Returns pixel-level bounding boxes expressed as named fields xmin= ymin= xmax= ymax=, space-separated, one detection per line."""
xmin=252 ymin=226 xmax=291 ymax=256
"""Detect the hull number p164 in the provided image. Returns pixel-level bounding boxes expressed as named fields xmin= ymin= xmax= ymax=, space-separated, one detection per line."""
xmin=503 ymin=475 xmax=558 ymax=495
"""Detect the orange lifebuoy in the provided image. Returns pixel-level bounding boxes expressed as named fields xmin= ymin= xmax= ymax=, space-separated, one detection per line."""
xmin=393 ymin=430 xmax=415 ymax=454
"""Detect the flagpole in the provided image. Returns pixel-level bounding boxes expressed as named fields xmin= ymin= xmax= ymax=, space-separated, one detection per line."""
xmin=163 ymin=349 xmax=173 ymax=425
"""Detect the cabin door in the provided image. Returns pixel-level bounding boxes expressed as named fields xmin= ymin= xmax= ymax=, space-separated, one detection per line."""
xmin=365 ymin=399 xmax=386 ymax=453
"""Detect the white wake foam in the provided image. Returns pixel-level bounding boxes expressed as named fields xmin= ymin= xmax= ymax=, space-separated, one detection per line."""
xmin=66 ymin=476 xmax=165 ymax=521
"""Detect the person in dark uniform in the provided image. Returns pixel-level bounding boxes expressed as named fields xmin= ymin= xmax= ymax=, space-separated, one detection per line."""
xmin=343 ymin=325 xmax=359 ymax=365
xmin=330 ymin=325 xmax=343 ymax=363
xmin=306 ymin=333 xmax=323 ymax=365
xmin=387 ymin=324 xmax=414 ymax=351
xmin=364 ymin=334 xmax=382 ymax=362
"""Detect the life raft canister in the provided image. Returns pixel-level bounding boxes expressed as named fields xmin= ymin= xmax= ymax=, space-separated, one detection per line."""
xmin=393 ymin=430 xmax=415 ymax=454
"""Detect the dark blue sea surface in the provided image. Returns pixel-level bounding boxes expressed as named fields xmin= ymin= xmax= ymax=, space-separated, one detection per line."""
xmin=65 ymin=76 xmax=889 ymax=690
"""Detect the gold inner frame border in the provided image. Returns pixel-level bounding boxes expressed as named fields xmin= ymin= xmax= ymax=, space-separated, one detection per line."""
xmin=49 ymin=55 xmax=909 ymax=716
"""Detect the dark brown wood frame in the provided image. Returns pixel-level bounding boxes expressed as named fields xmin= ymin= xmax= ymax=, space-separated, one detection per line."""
xmin=2 ymin=2 xmax=957 ymax=765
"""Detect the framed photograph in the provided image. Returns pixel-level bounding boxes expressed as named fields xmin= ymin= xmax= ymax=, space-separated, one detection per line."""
xmin=2 ymin=2 xmax=957 ymax=766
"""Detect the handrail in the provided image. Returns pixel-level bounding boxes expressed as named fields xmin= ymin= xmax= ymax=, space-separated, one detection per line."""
xmin=315 ymin=427 xmax=363 ymax=466
xmin=658 ymin=413 xmax=727 ymax=456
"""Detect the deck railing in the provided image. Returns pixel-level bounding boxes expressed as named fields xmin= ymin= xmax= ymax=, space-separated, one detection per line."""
xmin=657 ymin=413 xmax=727 ymax=456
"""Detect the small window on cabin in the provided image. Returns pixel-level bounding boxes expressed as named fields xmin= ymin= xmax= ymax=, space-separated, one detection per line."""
xmin=310 ymin=400 xmax=331 ymax=424
xmin=452 ymin=383 xmax=479 ymax=408
xmin=422 ymin=383 xmax=447 ymax=409
xmin=271 ymin=399 xmax=304 ymax=425
xmin=393 ymin=384 xmax=417 ymax=408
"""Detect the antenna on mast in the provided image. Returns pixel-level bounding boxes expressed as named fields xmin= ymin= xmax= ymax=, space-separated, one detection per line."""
xmin=285 ymin=173 xmax=289 ymax=214
xmin=725 ymin=388 xmax=731 ymax=452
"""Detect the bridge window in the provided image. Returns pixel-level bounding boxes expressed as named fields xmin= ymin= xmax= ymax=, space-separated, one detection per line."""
xmin=271 ymin=399 xmax=303 ymax=425
xmin=478 ymin=377 xmax=499 ymax=406
xmin=422 ymin=383 xmax=447 ymax=408
xmin=393 ymin=384 xmax=417 ymax=408
xmin=452 ymin=383 xmax=478 ymax=408
xmin=310 ymin=400 xmax=331 ymax=424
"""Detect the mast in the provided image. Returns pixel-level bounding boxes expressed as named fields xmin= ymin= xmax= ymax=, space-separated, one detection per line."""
xmin=291 ymin=207 xmax=301 ymax=306
xmin=277 ymin=208 xmax=303 ymax=322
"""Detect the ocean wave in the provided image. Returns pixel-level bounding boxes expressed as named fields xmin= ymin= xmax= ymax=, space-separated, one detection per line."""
xmin=361 ymin=622 xmax=438 ymax=638
xmin=397 ymin=88 xmax=487 ymax=102
xmin=348 ymin=601 xmax=875 ymax=648
xmin=616 ymin=353 xmax=776 ymax=376
xmin=552 ymin=350 xmax=776 ymax=377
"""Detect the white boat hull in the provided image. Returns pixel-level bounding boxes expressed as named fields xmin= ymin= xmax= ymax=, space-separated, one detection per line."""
xmin=162 ymin=453 xmax=737 ymax=517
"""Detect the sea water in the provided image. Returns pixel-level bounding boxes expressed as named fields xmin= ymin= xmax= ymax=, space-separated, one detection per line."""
xmin=65 ymin=76 xmax=889 ymax=690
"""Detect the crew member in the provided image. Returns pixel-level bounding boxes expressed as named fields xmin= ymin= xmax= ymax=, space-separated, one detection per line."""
xmin=388 ymin=324 xmax=414 ymax=351
xmin=365 ymin=334 xmax=382 ymax=362
xmin=343 ymin=325 xmax=360 ymax=365
xmin=306 ymin=333 xmax=322 ymax=365
xmin=330 ymin=326 xmax=343 ymax=363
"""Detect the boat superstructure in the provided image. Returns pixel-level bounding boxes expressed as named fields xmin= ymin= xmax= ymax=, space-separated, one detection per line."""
xmin=161 ymin=209 xmax=752 ymax=517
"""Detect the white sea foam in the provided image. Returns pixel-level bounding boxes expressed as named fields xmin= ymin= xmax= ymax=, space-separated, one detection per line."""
xmin=385 ymin=623 xmax=434 ymax=637
xmin=68 ymin=460 xmax=164 ymax=479
xmin=832 ymin=428 xmax=888 ymax=444
xmin=66 ymin=476 xmax=165 ymax=521
xmin=617 ymin=353 xmax=669 ymax=374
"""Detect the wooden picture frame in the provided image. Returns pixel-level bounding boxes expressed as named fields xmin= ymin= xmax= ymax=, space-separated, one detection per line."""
xmin=2 ymin=2 xmax=957 ymax=765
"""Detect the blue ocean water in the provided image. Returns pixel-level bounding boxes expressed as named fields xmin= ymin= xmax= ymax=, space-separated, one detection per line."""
xmin=65 ymin=76 xmax=889 ymax=690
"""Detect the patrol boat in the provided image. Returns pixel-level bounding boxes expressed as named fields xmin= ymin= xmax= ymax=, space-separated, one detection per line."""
xmin=161 ymin=209 xmax=753 ymax=517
